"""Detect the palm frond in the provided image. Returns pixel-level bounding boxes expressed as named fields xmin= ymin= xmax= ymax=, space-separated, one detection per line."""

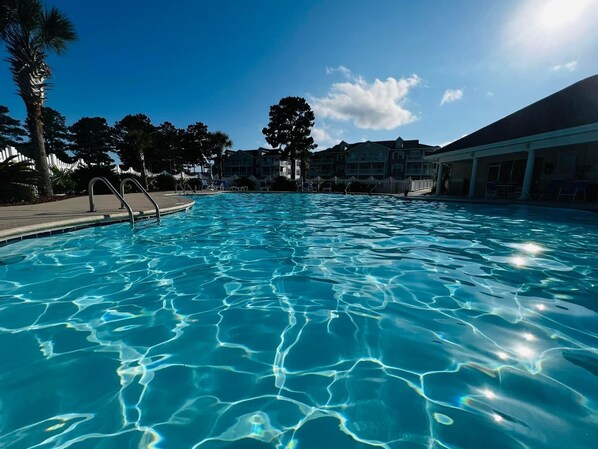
xmin=5 ymin=0 xmax=43 ymax=36
xmin=0 ymin=154 xmax=40 ymax=185
xmin=39 ymin=6 xmax=76 ymax=54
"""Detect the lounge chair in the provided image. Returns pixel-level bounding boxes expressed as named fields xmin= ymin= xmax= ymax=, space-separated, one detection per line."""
xmin=539 ymin=180 xmax=565 ymax=200
xmin=485 ymin=182 xmax=497 ymax=199
xmin=557 ymin=180 xmax=587 ymax=201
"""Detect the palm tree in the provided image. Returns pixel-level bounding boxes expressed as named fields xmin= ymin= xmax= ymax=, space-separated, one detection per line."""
xmin=0 ymin=154 xmax=40 ymax=203
xmin=0 ymin=0 xmax=76 ymax=196
xmin=208 ymin=131 xmax=232 ymax=180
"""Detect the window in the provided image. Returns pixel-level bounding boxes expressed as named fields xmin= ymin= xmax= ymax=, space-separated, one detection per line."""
xmin=391 ymin=163 xmax=403 ymax=174
xmin=557 ymin=152 xmax=576 ymax=174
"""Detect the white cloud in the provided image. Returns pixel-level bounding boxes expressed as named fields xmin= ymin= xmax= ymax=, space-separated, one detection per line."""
xmin=325 ymin=65 xmax=353 ymax=79
xmin=311 ymin=125 xmax=343 ymax=149
xmin=487 ymin=91 xmax=494 ymax=96
xmin=440 ymin=88 xmax=464 ymax=105
xmin=310 ymin=73 xmax=421 ymax=130
xmin=552 ymin=61 xmax=578 ymax=71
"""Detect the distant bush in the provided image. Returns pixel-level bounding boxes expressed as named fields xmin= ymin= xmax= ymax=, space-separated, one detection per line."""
xmin=234 ymin=176 xmax=256 ymax=190
xmin=72 ymin=164 xmax=119 ymax=194
xmin=270 ymin=176 xmax=296 ymax=192
xmin=332 ymin=182 xmax=346 ymax=192
xmin=51 ymin=167 xmax=76 ymax=194
xmin=121 ymin=173 xmax=147 ymax=192
xmin=154 ymin=173 xmax=176 ymax=191
xmin=0 ymin=156 xmax=39 ymax=204
xmin=348 ymin=181 xmax=369 ymax=193
xmin=0 ymin=183 xmax=36 ymax=204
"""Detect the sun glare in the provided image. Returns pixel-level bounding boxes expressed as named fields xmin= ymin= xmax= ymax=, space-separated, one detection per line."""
xmin=504 ymin=0 xmax=597 ymax=60
xmin=538 ymin=0 xmax=593 ymax=30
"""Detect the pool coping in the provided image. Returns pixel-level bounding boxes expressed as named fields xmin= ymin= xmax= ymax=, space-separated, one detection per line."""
xmin=0 ymin=201 xmax=194 ymax=247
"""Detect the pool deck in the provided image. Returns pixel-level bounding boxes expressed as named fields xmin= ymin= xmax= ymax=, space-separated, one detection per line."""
xmin=1 ymin=189 xmax=596 ymax=246
xmin=0 ymin=191 xmax=211 ymax=245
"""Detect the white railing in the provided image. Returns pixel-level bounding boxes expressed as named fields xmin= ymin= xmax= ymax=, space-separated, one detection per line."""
xmin=1 ymin=145 xmax=196 ymax=180
xmin=1 ymin=146 xmax=436 ymax=193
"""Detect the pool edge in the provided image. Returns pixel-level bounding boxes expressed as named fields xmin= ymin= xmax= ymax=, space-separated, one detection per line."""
xmin=0 ymin=201 xmax=194 ymax=247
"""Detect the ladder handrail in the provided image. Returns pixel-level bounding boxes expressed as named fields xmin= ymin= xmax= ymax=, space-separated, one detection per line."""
xmin=344 ymin=181 xmax=352 ymax=194
xmin=88 ymin=177 xmax=134 ymax=227
xmin=120 ymin=177 xmax=161 ymax=223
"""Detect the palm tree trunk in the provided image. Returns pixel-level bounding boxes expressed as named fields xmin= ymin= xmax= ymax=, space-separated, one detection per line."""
xmin=139 ymin=151 xmax=148 ymax=189
xmin=26 ymin=104 xmax=53 ymax=196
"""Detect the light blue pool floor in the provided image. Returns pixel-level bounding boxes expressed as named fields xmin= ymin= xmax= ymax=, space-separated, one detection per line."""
xmin=0 ymin=194 xmax=596 ymax=448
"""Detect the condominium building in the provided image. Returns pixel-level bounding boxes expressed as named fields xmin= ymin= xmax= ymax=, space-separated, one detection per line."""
xmin=222 ymin=148 xmax=300 ymax=179
xmin=309 ymin=137 xmax=438 ymax=179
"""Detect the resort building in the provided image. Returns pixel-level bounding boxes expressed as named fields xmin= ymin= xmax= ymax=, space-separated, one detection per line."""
xmin=307 ymin=141 xmax=351 ymax=178
xmin=426 ymin=75 xmax=598 ymax=201
xmin=222 ymin=147 xmax=299 ymax=179
xmin=309 ymin=137 xmax=438 ymax=180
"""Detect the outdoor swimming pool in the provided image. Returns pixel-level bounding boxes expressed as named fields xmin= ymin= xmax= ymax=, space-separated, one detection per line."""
xmin=0 ymin=193 xmax=596 ymax=449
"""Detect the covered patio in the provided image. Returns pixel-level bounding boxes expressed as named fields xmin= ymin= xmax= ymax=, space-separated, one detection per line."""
xmin=426 ymin=75 xmax=598 ymax=202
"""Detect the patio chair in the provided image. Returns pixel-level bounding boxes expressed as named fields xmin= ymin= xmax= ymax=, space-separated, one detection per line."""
xmin=485 ymin=182 xmax=497 ymax=199
xmin=557 ymin=180 xmax=587 ymax=201
xmin=539 ymin=180 xmax=565 ymax=200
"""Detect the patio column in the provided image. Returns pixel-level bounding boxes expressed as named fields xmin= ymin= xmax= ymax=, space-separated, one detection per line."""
xmin=467 ymin=157 xmax=479 ymax=198
xmin=519 ymin=149 xmax=536 ymax=200
xmin=435 ymin=163 xmax=443 ymax=195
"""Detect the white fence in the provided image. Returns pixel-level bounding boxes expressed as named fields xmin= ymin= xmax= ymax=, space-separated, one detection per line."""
xmin=225 ymin=175 xmax=435 ymax=193
xmin=1 ymin=146 xmax=195 ymax=179
xmin=2 ymin=146 xmax=435 ymax=191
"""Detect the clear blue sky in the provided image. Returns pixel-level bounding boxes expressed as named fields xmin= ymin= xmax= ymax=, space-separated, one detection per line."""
xmin=1 ymin=0 xmax=596 ymax=151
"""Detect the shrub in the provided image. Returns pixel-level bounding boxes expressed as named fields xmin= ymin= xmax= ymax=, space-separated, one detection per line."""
xmin=72 ymin=164 xmax=119 ymax=194
xmin=0 ymin=156 xmax=39 ymax=204
xmin=270 ymin=176 xmax=296 ymax=192
xmin=333 ymin=182 xmax=346 ymax=192
xmin=51 ymin=167 xmax=76 ymax=194
xmin=154 ymin=173 xmax=176 ymax=191
xmin=120 ymin=173 xmax=148 ymax=193
xmin=348 ymin=181 xmax=369 ymax=193
xmin=234 ymin=176 xmax=256 ymax=191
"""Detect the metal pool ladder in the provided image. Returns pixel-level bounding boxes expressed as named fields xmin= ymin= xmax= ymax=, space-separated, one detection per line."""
xmin=120 ymin=177 xmax=160 ymax=223
xmin=175 ymin=180 xmax=195 ymax=195
xmin=88 ymin=177 xmax=161 ymax=227
xmin=88 ymin=177 xmax=135 ymax=226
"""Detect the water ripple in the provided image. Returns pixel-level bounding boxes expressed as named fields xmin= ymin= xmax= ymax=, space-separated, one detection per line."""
xmin=0 ymin=194 xmax=596 ymax=449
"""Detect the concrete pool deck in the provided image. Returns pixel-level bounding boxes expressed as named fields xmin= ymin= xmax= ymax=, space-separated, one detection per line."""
xmin=0 ymin=191 xmax=211 ymax=244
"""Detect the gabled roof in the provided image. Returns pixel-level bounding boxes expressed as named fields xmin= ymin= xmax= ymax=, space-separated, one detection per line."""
xmin=348 ymin=140 xmax=393 ymax=152
xmin=315 ymin=137 xmax=435 ymax=155
xmin=225 ymin=147 xmax=283 ymax=159
xmin=436 ymin=74 xmax=598 ymax=155
xmin=374 ymin=139 xmax=436 ymax=150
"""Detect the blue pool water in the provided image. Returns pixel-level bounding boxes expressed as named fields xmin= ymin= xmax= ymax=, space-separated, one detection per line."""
xmin=0 ymin=194 xmax=597 ymax=449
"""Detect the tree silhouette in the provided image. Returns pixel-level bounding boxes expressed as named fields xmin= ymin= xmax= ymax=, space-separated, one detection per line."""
xmin=70 ymin=117 xmax=114 ymax=165
xmin=41 ymin=107 xmax=72 ymax=162
xmin=262 ymin=96 xmax=317 ymax=180
xmin=0 ymin=105 xmax=26 ymax=148
xmin=151 ymin=121 xmax=185 ymax=173
xmin=183 ymin=121 xmax=209 ymax=168
xmin=113 ymin=114 xmax=155 ymax=188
